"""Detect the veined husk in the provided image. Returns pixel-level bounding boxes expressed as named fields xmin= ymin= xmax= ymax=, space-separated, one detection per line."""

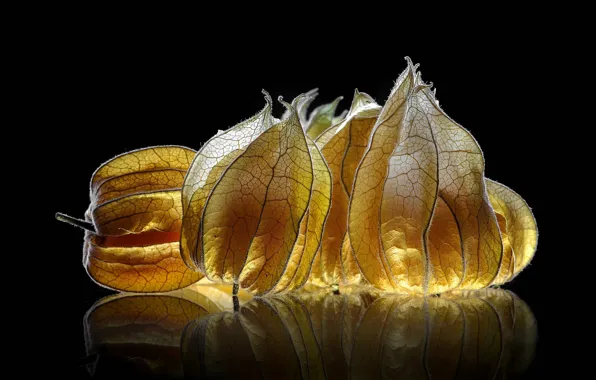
xmin=180 ymin=93 xmax=332 ymax=295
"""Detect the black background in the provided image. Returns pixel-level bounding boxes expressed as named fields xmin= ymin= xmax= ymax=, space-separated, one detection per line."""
xmin=44 ymin=21 xmax=567 ymax=378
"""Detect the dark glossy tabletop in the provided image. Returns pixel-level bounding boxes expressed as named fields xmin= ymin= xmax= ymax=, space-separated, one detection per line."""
xmin=80 ymin=284 xmax=536 ymax=379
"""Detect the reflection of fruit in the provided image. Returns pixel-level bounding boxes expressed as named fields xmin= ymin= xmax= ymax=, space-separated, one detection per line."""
xmin=445 ymin=289 xmax=538 ymax=378
xmin=83 ymin=282 xmax=250 ymax=378
xmin=181 ymin=287 xmax=536 ymax=379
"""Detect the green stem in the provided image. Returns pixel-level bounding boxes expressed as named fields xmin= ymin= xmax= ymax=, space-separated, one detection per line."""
xmin=55 ymin=212 xmax=95 ymax=232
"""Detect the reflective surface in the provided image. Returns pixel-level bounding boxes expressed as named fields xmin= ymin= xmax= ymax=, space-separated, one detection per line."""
xmin=83 ymin=285 xmax=536 ymax=379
